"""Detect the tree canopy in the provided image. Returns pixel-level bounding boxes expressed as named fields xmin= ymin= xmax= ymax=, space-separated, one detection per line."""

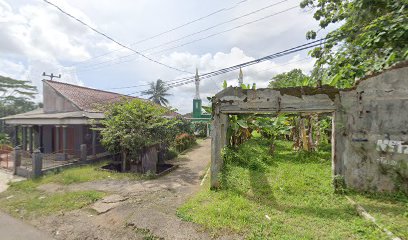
xmin=99 ymin=99 xmax=181 ymax=158
xmin=268 ymin=69 xmax=312 ymax=88
xmin=301 ymin=0 xmax=408 ymax=88
xmin=0 ymin=75 xmax=38 ymax=118
xmin=142 ymin=79 xmax=171 ymax=106
xmin=0 ymin=75 xmax=38 ymax=143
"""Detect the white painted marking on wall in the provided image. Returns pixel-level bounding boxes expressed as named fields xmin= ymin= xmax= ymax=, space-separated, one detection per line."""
xmin=376 ymin=139 xmax=408 ymax=154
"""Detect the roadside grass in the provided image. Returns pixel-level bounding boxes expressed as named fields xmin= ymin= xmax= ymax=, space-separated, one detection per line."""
xmin=0 ymin=161 xmax=141 ymax=219
xmin=348 ymin=191 xmax=408 ymax=239
xmin=0 ymin=188 xmax=105 ymax=219
xmin=177 ymin=138 xmax=406 ymax=239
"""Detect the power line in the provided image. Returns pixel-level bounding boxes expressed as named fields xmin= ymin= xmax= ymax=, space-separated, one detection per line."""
xmin=107 ymin=39 xmax=325 ymax=92
xmin=107 ymin=57 xmax=312 ymax=90
xmin=149 ymin=6 xmax=298 ymax=56
xmin=70 ymin=0 xmax=251 ymax=67
xmin=163 ymin=39 xmax=326 ymax=88
xmin=74 ymin=1 xmax=291 ymax=71
xmin=80 ymin=39 xmax=325 ymax=108
xmin=133 ymin=0 xmax=290 ymax=54
xmin=75 ymin=5 xmax=299 ymax=72
xmin=42 ymin=0 xmax=192 ymax=74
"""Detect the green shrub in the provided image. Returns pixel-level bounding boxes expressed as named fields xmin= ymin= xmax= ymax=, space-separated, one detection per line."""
xmin=0 ymin=133 xmax=10 ymax=145
xmin=174 ymin=133 xmax=196 ymax=152
xmin=192 ymin=122 xmax=208 ymax=137
xmin=165 ymin=147 xmax=179 ymax=160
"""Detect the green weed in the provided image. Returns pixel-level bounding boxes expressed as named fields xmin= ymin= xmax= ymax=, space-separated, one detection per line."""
xmin=177 ymin=139 xmax=404 ymax=239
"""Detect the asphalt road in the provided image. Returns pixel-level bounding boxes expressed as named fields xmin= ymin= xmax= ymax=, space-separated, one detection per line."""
xmin=0 ymin=169 xmax=54 ymax=240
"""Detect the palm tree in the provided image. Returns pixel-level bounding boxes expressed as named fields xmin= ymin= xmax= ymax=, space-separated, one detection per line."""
xmin=142 ymin=79 xmax=171 ymax=106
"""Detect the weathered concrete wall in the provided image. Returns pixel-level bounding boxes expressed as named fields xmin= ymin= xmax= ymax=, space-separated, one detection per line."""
xmin=215 ymin=86 xmax=338 ymax=114
xmin=211 ymin=63 xmax=408 ymax=193
xmin=43 ymin=82 xmax=79 ymax=113
xmin=338 ymin=66 xmax=408 ymax=193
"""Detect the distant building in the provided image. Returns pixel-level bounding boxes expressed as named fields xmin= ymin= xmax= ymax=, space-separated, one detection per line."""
xmin=192 ymin=69 xmax=211 ymax=121
xmin=2 ymin=80 xmax=177 ymax=158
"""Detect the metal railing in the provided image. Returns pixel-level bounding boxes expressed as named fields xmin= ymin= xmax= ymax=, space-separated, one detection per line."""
xmin=0 ymin=144 xmax=13 ymax=170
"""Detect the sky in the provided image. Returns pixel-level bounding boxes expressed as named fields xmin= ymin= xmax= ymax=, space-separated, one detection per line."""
xmin=0 ymin=0 xmax=329 ymax=114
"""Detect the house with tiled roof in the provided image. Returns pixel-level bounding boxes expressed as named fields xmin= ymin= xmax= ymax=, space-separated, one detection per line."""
xmin=2 ymin=80 xmax=178 ymax=159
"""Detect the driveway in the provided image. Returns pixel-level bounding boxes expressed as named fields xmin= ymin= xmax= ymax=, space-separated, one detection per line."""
xmin=4 ymin=139 xmax=239 ymax=239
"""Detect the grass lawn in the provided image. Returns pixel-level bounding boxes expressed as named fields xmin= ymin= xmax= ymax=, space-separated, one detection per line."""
xmin=177 ymin=139 xmax=407 ymax=239
xmin=0 ymin=161 xmax=140 ymax=219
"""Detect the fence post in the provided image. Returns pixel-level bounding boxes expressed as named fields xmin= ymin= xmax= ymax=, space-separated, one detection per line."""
xmin=32 ymin=149 xmax=43 ymax=178
xmin=13 ymin=146 xmax=21 ymax=175
xmin=80 ymin=144 xmax=87 ymax=162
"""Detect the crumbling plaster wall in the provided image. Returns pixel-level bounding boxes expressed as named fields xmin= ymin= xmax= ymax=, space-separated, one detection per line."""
xmin=211 ymin=64 xmax=408 ymax=193
xmin=338 ymin=66 xmax=408 ymax=193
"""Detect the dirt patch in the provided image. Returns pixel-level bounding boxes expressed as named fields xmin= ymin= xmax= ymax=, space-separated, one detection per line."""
xmin=28 ymin=139 xmax=240 ymax=240
xmin=37 ymin=183 xmax=64 ymax=193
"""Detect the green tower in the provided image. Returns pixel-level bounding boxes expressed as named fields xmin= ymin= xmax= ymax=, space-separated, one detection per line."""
xmin=193 ymin=68 xmax=202 ymax=118
xmin=193 ymin=98 xmax=202 ymax=118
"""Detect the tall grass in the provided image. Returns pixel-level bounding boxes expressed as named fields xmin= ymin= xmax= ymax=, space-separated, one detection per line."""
xmin=178 ymin=138 xmax=394 ymax=239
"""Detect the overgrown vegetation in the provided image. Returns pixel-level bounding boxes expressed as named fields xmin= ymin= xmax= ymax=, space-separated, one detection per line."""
xmin=227 ymin=113 xmax=331 ymax=153
xmin=301 ymin=0 xmax=408 ymax=88
xmin=178 ymin=138 xmax=407 ymax=239
xmin=174 ymin=133 xmax=196 ymax=152
xmin=99 ymin=99 xmax=182 ymax=161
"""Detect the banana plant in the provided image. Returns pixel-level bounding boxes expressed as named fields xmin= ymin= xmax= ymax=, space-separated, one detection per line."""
xmin=227 ymin=115 xmax=255 ymax=146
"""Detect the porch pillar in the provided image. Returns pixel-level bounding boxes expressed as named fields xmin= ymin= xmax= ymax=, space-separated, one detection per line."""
xmin=28 ymin=125 xmax=33 ymax=153
xmin=62 ymin=125 xmax=67 ymax=154
xmin=22 ymin=126 xmax=27 ymax=151
xmin=13 ymin=126 xmax=19 ymax=147
xmin=38 ymin=125 xmax=44 ymax=153
xmin=55 ymin=125 xmax=60 ymax=153
xmin=92 ymin=129 xmax=96 ymax=156
xmin=210 ymin=112 xmax=228 ymax=189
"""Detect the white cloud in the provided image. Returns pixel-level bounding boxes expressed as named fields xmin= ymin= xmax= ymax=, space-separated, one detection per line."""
xmin=0 ymin=0 xmax=325 ymax=113
xmin=159 ymin=48 xmax=315 ymax=113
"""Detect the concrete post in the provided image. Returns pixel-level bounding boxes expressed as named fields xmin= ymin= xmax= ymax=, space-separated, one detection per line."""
xmin=62 ymin=125 xmax=67 ymax=154
xmin=38 ymin=125 xmax=44 ymax=153
xmin=220 ymin=114 xmax=228 ymax=148
xmin=32 ymin=149 xmax=43 ymax=178
xmin=210 ymin=113 xmax=228 ymax=189
xmin=92 ymin=129 xmax=96 ymax=156
xmin=22 ymin=126 xmax=27 ymax=151
xmin=206 ymin=123 xmax=210 ymax=137
xmin=80 ymin=144 xmax=87 ymax=162
xmin=12 ymin=146 xmax=21 ymax=175
xmin=28 ymin=126 xmax=33 ymax=153
xmin=13 ymin=126 xmax=19 ymax=147
xmin=332 ymin=109 xmax=344 ymax=177
xmin=55 ymin=125 xmax=60 ymax=153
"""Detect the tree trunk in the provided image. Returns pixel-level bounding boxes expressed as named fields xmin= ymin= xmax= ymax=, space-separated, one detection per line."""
xmin=315 ymin=114 xmax=320 ymax=151
xmin=293 ymin=116 xmax=300 ymax=151
xmin=307 ymin=115 xmax=314 ymax=151
xmin=300 ymin=115 xmax=309 ymax=151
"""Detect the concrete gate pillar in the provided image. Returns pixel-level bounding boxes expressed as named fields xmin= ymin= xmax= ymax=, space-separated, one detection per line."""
xmin=28 ymin=125 xmax=33 ymax=153
xmin=210 ymin=113 xmax=228 ymax=189
xmin=13 ymin=126 xmax=19 ymax=147
xmin=92 ymin=129 xmax=97 ymax=157
xmin=22 ymin=126 xmax=27 ymax=151
xmin=62 ymin=125 xmax=67 ymax=154
xmin=331 ymin=95 xmax=345 ymax=178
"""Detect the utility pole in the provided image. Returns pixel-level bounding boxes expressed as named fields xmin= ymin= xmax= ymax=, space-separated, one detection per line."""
xmin=42 ymin=72 xmax=61 ymax=81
